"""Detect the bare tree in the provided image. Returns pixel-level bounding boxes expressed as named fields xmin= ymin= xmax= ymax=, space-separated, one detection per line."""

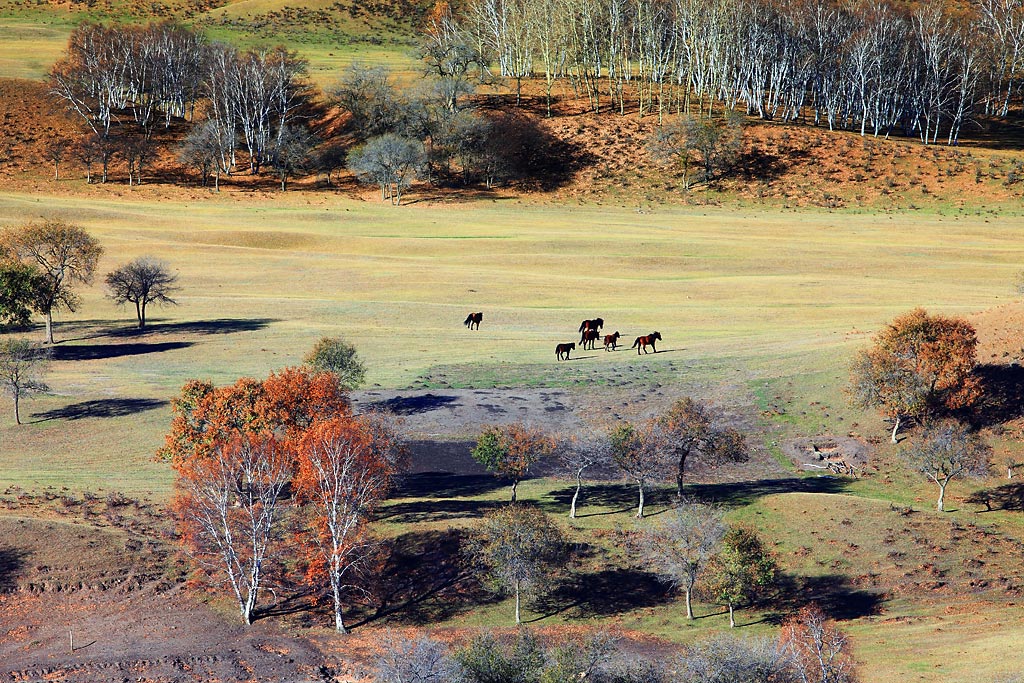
xmin=178 ymin=119 xmax=233 ymax=190
xmin=0 ymin=221 xmax=103 ymax=344
xmin=375 ymin=634 xmax=462 ymax=683
xmin=348 ymin=134 xmax=426 ymax=205
xmin=558 ymin=431 xmax=612 ymax=518
xmin=44 ymin=138 xmax=69 ymax=181
xmin=609 ymin=420 xmax=669 ymax=518
xmin=104 ymin=257 xmax=179 ymax=330
xmin=0 ymin=338 xmax=51 ymax=425
xmin=905 ymin=419 xmax=991 ymax=512
xmin=639 ymin=500 xmax=726 ymax=619
xmin=269 ymin=125 xmax=316 ymax=191
xmin=331 ymin=63 xmax=407 ymax=139
xmin=780 ymin=604 xmax=859 ymax=683
xmin=659 ymin=397 xmax=747 ymax=496
xmin=680 ymin=634 xmax=798 ymax=682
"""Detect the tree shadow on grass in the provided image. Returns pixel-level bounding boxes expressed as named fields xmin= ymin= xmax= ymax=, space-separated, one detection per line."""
xmin=60 ymin=317 xmax=279 ymax=342
xmin=973 ymin=363 xmax=1024 ymax=426
xmin=0 ymin=546 xmax=29 ymax=593
xmin=350 ymin=529 xmax=498 ymax=628
xmin=377 ymin=497 xmax=502 ymax=524
xmin=965 ymin=482 xmax=1024 ymax=511
xmin=52 ymin=341 xmax=194 ymax=361
xmin=540 ymin=483 xmax=676 ymax=517
xmin=533 ymin=567 xmax=673 ymax=619
xmin=680 ymin=477 xmax=851 ymax=508
xmin=365 ymin=394 xmax=459 ymax=415
xmin=395 ymin=472 xmax=506 ymax=499
xmin=759 ymin=573 xmax=886 ymax=624
xmin=32 ymin=397 xmax=168 ymax=422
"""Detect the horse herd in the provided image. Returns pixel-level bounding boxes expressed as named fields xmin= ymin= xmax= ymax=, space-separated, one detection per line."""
xmin=464 ymin=312 xmax=661 ymax=361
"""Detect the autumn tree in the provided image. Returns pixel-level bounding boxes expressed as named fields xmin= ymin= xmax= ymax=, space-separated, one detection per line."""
xmin=850 ymin=308 xmax=981 ymax=442
xmin=303 ymin=336 xmax=366 ymax=390
xmin=705 ymin=526 xmax=778 ymax=627
xmin=295 ymin=415 xmax=399 ymax=633
xmin=780 ymin=604 xmax=858 ymax=683
xmin=0 ymin=338 xmax=51 ymax=425
xmin=0 ymin=221 xmax=103 ymax=344
xmin=639 ymin=500 xmax=726 ymax=620
xmin=0 ymin=261 xmax=47 ymax=330
xmin=469 ymin=505 xmax=567 ymax=623
xmin=472 ymin=422 xmax=555 ymax=503
xmin=905 ymin=419 xmax=991 ymax=512
xmin=659 ymin=397 xmax=747 ymax=495
xmin=104 ymin=257 xmax=179 ymax=330
xmin=173 ymin=433 xmax=293 ymax=625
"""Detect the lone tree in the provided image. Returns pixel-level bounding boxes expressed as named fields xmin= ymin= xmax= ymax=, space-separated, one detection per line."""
xmin=469 ymin=505 xmax=566 ymax=624
xmin=906 ymin=419 xmax=991 ymax=512
xmin=0 ymin=261 xmax=47 ymax=330
xmin=0 ymin=338 xmax=51 ymax=425
xmin=0 ymin=221 xmax=103 ymax=344
xmin=850 ymin=308 xmax=981 ymax=442
xmin=705 ymin=525 xmax=778 ymax=627
xmin=303 ymin=337 xmax=366 ymax=390
xmin=659 ymin=397 xmax=747 ymax=495
xmin=639 ymin=500 xmax=726 ymax=620
xmin=609 ymin=420 xmax=668 ymax=519
xmin=472 ymin=422 xmax=554 ymax=503
xmin=780 ymin=604 xmax=859 ymax=683
xmin=104 ymin=257 xmax=179 ymax=330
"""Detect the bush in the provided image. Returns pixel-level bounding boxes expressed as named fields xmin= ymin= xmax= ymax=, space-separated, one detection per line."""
xmin=303 ymin=337 xmax=366 ymax=390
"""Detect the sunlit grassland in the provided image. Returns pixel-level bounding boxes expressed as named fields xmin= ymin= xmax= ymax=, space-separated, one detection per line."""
xmin=0 ymin=18 xmax=72 ymax=80
xmin=0 ymin=188 xmax=1021 ymax=498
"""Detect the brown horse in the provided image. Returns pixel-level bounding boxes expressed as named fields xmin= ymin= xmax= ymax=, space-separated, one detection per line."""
xmin=580 ymin=328 xmax=600 ymax=349
xmin=603 ymin=331 xmax=621 ymax=351
xmin=555 ymin=342 xmax=576 ymax=360
xmin=464 ymin=312 xmax=483 ymax=330
xmin=578 ymin=317 xmax=604 ymax=333
xmin=631 ymin=331 xmax=662 ymax=355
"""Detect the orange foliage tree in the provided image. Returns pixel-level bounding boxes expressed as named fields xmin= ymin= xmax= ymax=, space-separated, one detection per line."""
xmin=166 ymin=367 xmax=353 ymax=626
xmin=294 ymin=415 xmax=400 ymax=633
xmin=850 ymin=308 xmax=981 ymax=442
xmin=471 ymin=422 xmax=555 ymax=503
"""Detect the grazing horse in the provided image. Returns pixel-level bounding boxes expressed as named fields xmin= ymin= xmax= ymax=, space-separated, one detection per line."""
xmin=603 ymin=331 xmax=621 ymax=351
xmin=555 ymin=342 xmax=576 ymax=360
xmin=631 ymin=331 xmax=662 ymax=355
xmin=464 ymin=312 xmax=483 ymax=330
xmin=578 ymin=318 xmax=604 ymax=333
xmin=580 ymin=328 xmax=600 ymax=349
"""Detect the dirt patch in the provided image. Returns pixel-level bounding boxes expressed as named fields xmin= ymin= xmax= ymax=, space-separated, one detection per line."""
xmin=782 ymin=435 xmax=870 ymax=476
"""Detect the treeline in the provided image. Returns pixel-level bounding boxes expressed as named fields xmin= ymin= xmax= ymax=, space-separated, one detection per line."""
xmin=46 ymin=20 xmax=557 ymax=198
xmin=451 ymin=0 xmax=1024 ymax=143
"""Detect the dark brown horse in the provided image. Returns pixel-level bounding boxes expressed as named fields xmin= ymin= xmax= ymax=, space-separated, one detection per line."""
xmin=555 ymin=342 xmax=576 ymax=360
xmin=578 ymin=318 xmax=604 ymax=333
xmin=631 ymin=331 xmax=662 ymax=355
xmin=603 ymin=331 xmax=620 ymax=351
xmin=464 ymin=312 xmax=483 ymax=330
xmin=580 ymin=328 xmax=600 ymax=349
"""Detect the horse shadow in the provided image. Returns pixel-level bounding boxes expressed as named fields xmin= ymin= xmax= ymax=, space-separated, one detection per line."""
xmin=32 ymin=397 xmax=168 ymax=422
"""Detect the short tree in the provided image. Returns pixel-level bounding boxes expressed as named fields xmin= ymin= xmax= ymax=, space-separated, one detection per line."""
xmin=0 ymin=261 xmax=47 ymax=330
xmin=469 ymin=505 xmax=567 ymax=624
xmin=780 ymin=604 xmax=858 ymax=683
xmin=348 ymin=133 xmax=425 ymax=205
xmin=648 ymin=118 xmax=696 ymax=190
xmin=104 ymin=257 xmax=180 ymax=330
xmin=0 ymin=338 xmax=51 ymax=425
xmin=375 ymin=634 xmax=462 ymax=683
xmin=609 ymin=421 xmax=668 ymax=518
xmin=44 ymin=137 xmax=69 ymax=181
xmin=659 ymin=397 xmax=747 ymax=495
xmin=705 ymin=526 xmax=778 ymax=627
xmin=0 ymin=221 xmax=103 ymax=344
xmin=455 ymin=630 xmax=544 ymax=683
xmin=850 ymin=308 xmax=981 ymax=442
xmin=331 ymin=63 xmax=406 ymax=140
xmin=270 ymin=125 xmax=316 ymax=191
xmin=472 ymin=422 xmax=554 ymax=503
xmin=639 ymin=500 xmax=726 ymax=620
xmin=303 ymin=336 xmax=366 ymax=390
xmin=295 ymin=416 xmax=398 ymax=633
xmin=178 ymin=120 xmax=231 ymax=191
xmin=680 ymin=634 xmax=797 ymax=683
xmin=173 ymin=433 xmax=294 ymax=625
xmin=558 ymin=432 xmax=612 ymax=518
xmin=905 ymin=419 xmax=991 ymax=512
